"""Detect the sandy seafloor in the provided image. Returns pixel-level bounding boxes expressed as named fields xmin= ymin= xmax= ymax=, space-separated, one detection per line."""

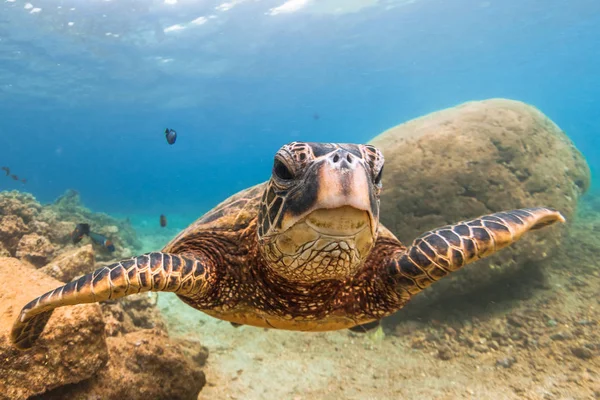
xmin=130 ymin=199 xmax=600 ymax=400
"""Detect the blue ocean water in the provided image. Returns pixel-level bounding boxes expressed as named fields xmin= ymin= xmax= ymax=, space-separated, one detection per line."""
xmin=1 ymin=0 xmax=599 ymax=226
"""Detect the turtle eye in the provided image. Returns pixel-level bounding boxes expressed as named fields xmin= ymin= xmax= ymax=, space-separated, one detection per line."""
xmin=273 ymin=159 xmax=294 ymax=181
xmin=374 ymin=165 xmax=384 ymax=185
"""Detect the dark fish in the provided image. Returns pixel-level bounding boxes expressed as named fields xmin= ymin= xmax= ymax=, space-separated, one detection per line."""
xmin=165 ymin=128 xmax=177 ymax=145
xmin=313 ymin=113 xmax=320 ymax=120
xmin=71 ymin=223 xmax=90 ymax=244
xmin=1 ymin=166 xmax=9 ymax=176
xmin=89 ymin=232 xmax=116 ymax=252
xmin=71 ymin=223 xmax=115 ymax=252
xmin=21 ymin=178 xmax=27 ymax=184
xmin=10 ymin=174 xmax=18 ymax=181
xmin=160 ymin=214 xmax=167 ymax=227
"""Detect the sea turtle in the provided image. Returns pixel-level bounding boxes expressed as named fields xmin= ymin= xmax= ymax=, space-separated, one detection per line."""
xmin=11 ymin=142 xmax=565 ymax=349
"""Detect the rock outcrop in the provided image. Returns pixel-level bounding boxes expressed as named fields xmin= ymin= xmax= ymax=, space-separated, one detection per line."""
xmin=39 ymin=330 xmax=208 ymax=400
xmin=0 ymin=257 xmax=207 ymax=400
xmin=0 ymin=190 xmax=141 ymax=264
xmin=40 ymin=244 xmax=95 ymax=282
xmin=0 ymin=258 xmax=108 ymax=400
xmin=370 ymin=99 xmax=590 ymax=310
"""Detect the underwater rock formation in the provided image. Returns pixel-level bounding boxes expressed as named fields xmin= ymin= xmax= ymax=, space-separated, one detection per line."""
xmin=0 ymin=242 xmax=10 ymax=257
xmin=0 ymin=257 xmax=108 ymax=400
xmin=0 ymin=215 xmax=28 ymax=253
xmin=40 ymin=330 xmax=207 ymax=400
xmin=0 ymin=257 xmax=207 ymax=400
xmin=370 ymin=98 xmax=590 ymax=310
xmin=0 ymin=190 xmax=141 ymax=263
xmin=39 ymin=244 xmax=95 ymax=282
xmin=47 ymin=189 xmax=140 ymax=261
xmin=0 ymin=191 xmax=208 ymax=399
xmin=16 ymin=233 xmax=56 ymax=267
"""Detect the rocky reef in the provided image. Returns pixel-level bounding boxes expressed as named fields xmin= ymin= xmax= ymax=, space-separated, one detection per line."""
xmin=0 ymin=189 xmax=140 ymax=265
xmin=371 ymin=98 xmax=590 ymax=313
xmin=0 ymin=191 xmax=208 ymax=400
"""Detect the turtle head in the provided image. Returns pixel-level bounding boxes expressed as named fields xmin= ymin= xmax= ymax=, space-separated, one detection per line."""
xmin=257 ymin=142 xmax=384 ymax=283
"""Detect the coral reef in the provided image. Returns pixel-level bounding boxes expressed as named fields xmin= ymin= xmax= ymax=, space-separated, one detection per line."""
xmin=0 ymin=189 xmax=141 ymax=263
xmin=0 ymin=190 xmax=208 ymax=399
xmin=370 ymin=98 xmax=590 ymax=309
xmin=47 ymin=189 xmax=141 ymax=262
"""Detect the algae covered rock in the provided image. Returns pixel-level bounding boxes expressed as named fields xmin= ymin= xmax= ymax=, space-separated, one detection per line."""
xmin=0 ymin=257 xmax=208 ymax=399
xmin=0 ymin=192 xmax=208 ymax=399
xmin=40 ymin=244 xmax=96 ymax=282
xmin=46 ymin=190 xmax=141 ymax=261
xmin=15 ymin=233 xmax=56 ymax=267
xmin=0 ymin=191 xmax=41 ymax=223
xmin=38 ymin=329 xmax=207 ymax=400
xmin=370 ymin=99 xmax=590 ymax=307
xmin=0 ymin=215 xmax=28 ymax=254
xmin=0 ymin=257 xmax=108 ymax=400
xmin=0 ymin=242 xmax=10 ymax=257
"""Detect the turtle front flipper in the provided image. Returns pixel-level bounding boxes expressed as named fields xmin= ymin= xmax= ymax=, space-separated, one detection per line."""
xmin=386 ymin=207 xmax=565 ymax=295
xmin=11 ymin=252 xmax=213 ymax=350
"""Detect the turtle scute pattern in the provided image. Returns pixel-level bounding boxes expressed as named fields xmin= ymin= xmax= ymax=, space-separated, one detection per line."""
xmin=11 ymin=252 xmax=213 ymax=350
xmin=386 ymin=207 xmax=565 ymax=296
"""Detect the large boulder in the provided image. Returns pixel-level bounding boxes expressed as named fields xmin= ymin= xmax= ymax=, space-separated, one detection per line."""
xmin=370 ymin=99 xmax=590 ymax=310
xmin=0 ymin=257 xmax=108 ymax=400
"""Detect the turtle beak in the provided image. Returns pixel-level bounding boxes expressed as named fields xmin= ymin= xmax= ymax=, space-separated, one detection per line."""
xmin=278 ymin=148 xmax=379 ymax=238
xmin=315 ymin=149 xmax=377 ymax=235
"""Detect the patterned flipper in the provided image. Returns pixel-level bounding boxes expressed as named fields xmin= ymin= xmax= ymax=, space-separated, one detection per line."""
xmin=11 ymin=252 xmax=212 ymax=350
xmin=387 ymin=207 xmax=565 ymax=295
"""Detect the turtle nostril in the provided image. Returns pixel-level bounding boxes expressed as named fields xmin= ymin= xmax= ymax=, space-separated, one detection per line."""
xmin=346 ymin=154 xmax=352 ymax=163
xmin=332 ymin=154 xmax=340 ymax=163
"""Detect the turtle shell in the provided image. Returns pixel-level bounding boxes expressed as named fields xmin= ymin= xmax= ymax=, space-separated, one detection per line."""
xmin=162 ymin=182 xmax=266 ymax=253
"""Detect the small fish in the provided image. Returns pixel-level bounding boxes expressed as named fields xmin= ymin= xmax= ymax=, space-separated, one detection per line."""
xmin=165 ymin=128 xmax=177 ymax=145
xmin=89 ymin=232 xmax=116 ymax=252
xmin=313 ymin=113 xmax=320 ymax=120
xmin=10 ymin=174 xmax=18 ymax=181
xmin=71 ymin=223 xmax=115 ymax=252
xmin=160 ymin=214 xmax=167 ymax=227
xmin=21 ymin=178 xmax=27 ymax=184
xmin=1 ymin=166 xmax=9 ymax=176
xmin=71 ymin=223 xmax=91 ymax=244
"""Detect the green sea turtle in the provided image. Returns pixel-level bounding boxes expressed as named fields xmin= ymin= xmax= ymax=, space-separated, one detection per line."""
xmin=11 ymin=142 xmax=565 ymax=349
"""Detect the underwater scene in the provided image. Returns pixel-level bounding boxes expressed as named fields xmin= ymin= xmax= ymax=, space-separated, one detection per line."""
xmin=1 ymin=0 xmax=600 ymax=399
